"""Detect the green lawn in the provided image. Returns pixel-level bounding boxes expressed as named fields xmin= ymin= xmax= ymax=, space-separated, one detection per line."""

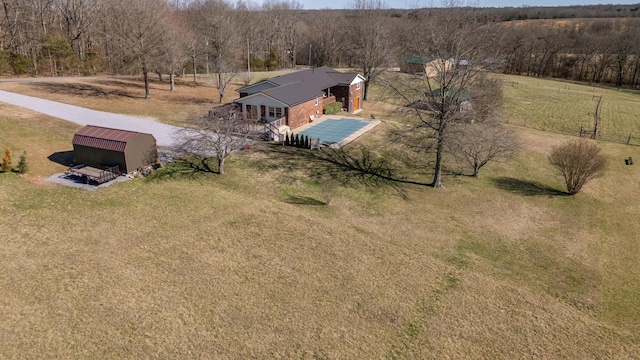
xmin=1 ymin=75 xmax=640 ymax=358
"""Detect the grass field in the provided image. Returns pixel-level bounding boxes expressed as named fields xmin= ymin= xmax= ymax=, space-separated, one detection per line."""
xmin=501 ymin=75 xmax=640 ymax=144
xmin=1 ymin=74 xmax=640 ymax=358
xmin=0 ymin=69 xmax=301 ymax=127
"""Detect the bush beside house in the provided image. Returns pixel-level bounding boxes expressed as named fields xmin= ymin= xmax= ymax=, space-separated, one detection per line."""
xmin=323 ymin=102 xmax=342 ymax=115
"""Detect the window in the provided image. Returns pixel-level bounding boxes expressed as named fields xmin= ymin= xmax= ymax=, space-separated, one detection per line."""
xmin=246 ymin=104 xmax=258 ymax=120
xmin=356 ymin=81 xmax=361 ymax=90
xmin=268 ymin=107 xmax=283 ymax=119
xmin=314 ymin=97 xmax=319 ymax=106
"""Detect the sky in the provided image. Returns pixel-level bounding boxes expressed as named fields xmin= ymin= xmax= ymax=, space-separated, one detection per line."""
xmin=297 ymin=0 xmax=640 ymax=10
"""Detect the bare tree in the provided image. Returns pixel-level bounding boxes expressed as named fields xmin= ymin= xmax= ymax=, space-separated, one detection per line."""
xmin=56 ymin=0 xmax=97 ymax=62
xmin=348 ymin=0 xmax=394 ymax=100
xmin=106 ymin=0 xmax=169 ymax=99
xmin=448 ymin=120 xmax=520 ymax=177
xmin=548 ymin=139 xmax=607 ymax=195
xmin=386 ymin=5 xmax=500 ymax=188
xmin=263 ymin=0 xmax=301 ymax=69
xmin=610 ymin=29 xmax=635 ymax=87
xmin=187 ymin=0 xmax=240 ymax=102
xmin=212 ymin=62 xmax=237 ymax=103
xmin=177 ymin=105 xmax=258 ymax=175
xmin=160 ymin=13 xmax=191 ymax=91
xmin=304 ymin=10 xmax=344 ymax=67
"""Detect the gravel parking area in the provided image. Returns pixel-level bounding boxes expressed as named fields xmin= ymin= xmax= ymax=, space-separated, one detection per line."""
xmin=44 ymin=172 xmax=132 ymax=191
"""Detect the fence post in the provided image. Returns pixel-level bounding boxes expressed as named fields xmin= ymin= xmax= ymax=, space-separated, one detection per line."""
xmin=628 ymin=133 xmax=633 ymax=145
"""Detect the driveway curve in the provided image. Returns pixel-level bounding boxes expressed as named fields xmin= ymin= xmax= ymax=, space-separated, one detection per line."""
xmin=0 ymin=90 xmax=181 ymax=147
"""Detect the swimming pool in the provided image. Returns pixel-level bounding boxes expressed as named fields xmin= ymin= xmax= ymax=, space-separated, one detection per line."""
xmin=297 ymin=118 xmax=370 ymax=144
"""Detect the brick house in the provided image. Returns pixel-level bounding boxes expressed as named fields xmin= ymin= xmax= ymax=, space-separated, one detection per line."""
xmin=234 ymin=66 xmax=365 ymax=131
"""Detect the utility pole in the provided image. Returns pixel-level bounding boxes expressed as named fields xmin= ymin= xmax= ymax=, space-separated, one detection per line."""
xmin=192 ymin=48 xmax=197 ymax=83
xmin=247 ymin=38 xmax=251 ymax=83
xmin=205 ymin=38 xmax=209 ymax=75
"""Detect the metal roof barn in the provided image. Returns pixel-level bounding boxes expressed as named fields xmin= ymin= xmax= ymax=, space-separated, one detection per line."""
xmin=72 ymin=125 xmax=158 ymax=173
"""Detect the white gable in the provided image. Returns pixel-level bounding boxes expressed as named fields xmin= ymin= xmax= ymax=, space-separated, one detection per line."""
xmin=350 ymin=74 xmax=366 ymax=85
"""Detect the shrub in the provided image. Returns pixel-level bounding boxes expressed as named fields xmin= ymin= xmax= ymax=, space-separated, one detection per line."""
xmin=0 ymin=50 xmax=12 ymax=74
xmin=250 ymin=58 xmax=265 ymax=71
xmin=323 ymin=102 xmax=342 ymax=115
xmin=10 ymin=52 xmax=32 ymax=75
xmin=266 ymin=50 xmax=279 ymax=71
xmin=17 ymin=151 xmax=28 ymax=174
xmin=1 ymin=147 xmax=11 ymax=172
xmin=548 ymin=139 xmax=607 ymax=195
xmin=284 ymin=132 xmax=290 ymax=146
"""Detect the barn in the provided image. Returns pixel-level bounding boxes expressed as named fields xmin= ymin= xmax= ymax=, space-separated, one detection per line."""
xmin=72 ymin=125 xmax=158 ymax=173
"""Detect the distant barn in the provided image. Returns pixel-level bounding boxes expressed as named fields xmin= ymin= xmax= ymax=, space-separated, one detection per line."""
xmin=72 ymin=125 xmax=158 ymax=173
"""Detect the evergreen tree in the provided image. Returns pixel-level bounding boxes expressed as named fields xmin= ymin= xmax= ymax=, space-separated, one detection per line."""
xmin=17 ymin=151 xmax=28 ymax=174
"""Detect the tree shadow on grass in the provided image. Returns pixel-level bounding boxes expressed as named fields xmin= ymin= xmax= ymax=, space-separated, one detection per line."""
xmin=491 ymin=177 xmax=568 ymax=196
xmin=47 ymin=150 xmax=75 ymax=167
xmin=145 ymin=157 xmax=217 ymax=181
xmin=253 ymin=144 xmax=431 ymax=200
xmin=34 ymin=82 xmax=139 ymax=99
xmin=283 ymin=195 xmax=326 ymax=206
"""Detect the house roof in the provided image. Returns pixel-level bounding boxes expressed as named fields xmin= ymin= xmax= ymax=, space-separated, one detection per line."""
xmin=428 ymin=87 xmax=471 ymax=102
xmin=326 ymin=71 xmax=362 ymax=85
xmin=262 ymin=82 xmax=325 ymax=106
xmin=403 ymin=55 xmax=437 ymax=65
xmin=268 ymin=66 xmax=361 ymax=89
xmin=236 ymin=80 xmax=278 ymax=94
xmin=72 ymin=125 xmax=151 ymax=152
xmin=449 ymin=58 xmax=470 ymax=66
xmin=235 ymin=66 xmax=364 ymax=106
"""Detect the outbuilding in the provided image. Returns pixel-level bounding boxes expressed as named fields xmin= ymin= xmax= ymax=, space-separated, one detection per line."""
xmin=72 ymin=125 xmax=158 ymax=173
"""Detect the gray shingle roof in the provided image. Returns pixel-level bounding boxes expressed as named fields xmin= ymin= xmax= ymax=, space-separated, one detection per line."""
xmin=236 ymin=80 xmax=278 ymax=94
xmin=262 ymin=82 xmax=325 ymax=106
xmin=236 ymin=66 xmax=363 ymax=106
xmin=403 ymin=55 xmax=437 ymax=64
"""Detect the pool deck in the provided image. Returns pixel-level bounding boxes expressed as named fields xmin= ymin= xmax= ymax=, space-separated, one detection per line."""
xmin=292 ymin=114 xmax=381 ymax=148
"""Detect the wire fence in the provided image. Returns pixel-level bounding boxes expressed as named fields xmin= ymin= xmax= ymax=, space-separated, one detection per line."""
xmin=504 ymin=78 xmax=640 ymax=146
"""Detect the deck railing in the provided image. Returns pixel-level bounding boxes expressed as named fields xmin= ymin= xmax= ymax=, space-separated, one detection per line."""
xmin=264 ymin=117 xmax=287 ymax=142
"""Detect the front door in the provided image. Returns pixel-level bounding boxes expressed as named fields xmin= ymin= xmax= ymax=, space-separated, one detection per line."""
xmin=353 ymin=97 xmax=359 ymax=111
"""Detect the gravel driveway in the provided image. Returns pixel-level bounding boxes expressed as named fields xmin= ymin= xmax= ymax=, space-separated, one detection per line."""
xmin=0 ymin=90 xmax=182 ymax=147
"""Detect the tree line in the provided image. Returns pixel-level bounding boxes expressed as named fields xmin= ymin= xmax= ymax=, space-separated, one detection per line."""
xmin=498 ymin=18 xmax=640 ymax=88
xmin=1 ymin=0 xmax=638 ymax=89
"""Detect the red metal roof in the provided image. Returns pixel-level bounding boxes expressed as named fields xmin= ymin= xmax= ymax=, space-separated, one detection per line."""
xmin=72 ymin=125 xmax=139 ymax=152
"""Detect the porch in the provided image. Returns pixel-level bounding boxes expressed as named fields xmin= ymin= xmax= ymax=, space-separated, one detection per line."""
xmin=263 ymin=116 xmax=290 ymax=142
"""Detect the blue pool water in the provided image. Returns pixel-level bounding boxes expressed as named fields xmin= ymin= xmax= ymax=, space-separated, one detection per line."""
xmin=297 ymin=118 xmax=369 ymax=144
